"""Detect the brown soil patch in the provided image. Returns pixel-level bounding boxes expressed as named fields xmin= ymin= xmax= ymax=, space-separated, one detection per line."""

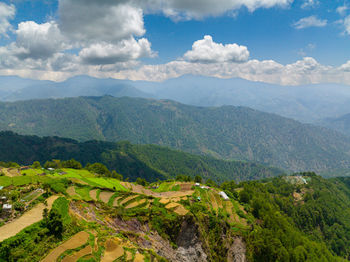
xmin=0 ymin=168 xmax=20 ymax=177
xmin=0 ymin=195 xmax=59 ymax=242
xmin=180 ymin=183 xmax=193 ymax=191
xmin=134 ymin=253 xmax=145 ymax=262
xmin=165 ymin=202 xmax=180 ymax=209
xmin=174 ymin=205 xmax=188 ymax=216
xmin=170 ymin=197 xmax=180 ymax=202
xmin=120 ymin=195 xmax=138 ymax=206
xmin=159 ymin=198 xmax=170 ymax=205
xmin=101 ymin=238 xmax=125 ymax=262
xmin=61 ymin=245 xmax=92 ymax=262
xmin=67 ymin=186 xmax=77 ymax=197
xmin=113 ymin=197 xmax=122 ymax=207
xmin=41 ymin=231 xmax=89 ymax=262
xmin=125 ymin=198 xmax=146 ymax=209
xmin=89 ymin=189 xmax=98 ymax=201
xmin=99 ymin=191 xmax=114 ymax=204
xmin=125 ymin=251 xmax=133 ymax=260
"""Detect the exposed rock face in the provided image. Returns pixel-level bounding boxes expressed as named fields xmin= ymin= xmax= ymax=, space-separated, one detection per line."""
xmin=175 ymin=219 xmax=207 ymax=262
xmin=227 ymin=237 xmax=246 ymax=262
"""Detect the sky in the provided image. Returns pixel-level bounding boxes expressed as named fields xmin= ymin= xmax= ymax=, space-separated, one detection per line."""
xmin=0 ymin=0 xmax=350 ymax=85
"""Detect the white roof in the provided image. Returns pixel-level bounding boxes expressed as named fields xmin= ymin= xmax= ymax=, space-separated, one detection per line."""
xmin=3 ymin=204 xmax=12 ymax=209
xmin=219 ymin=191 xmax=229 ymax=200
xmin=195 ymin=183 xmax=200 ymax=186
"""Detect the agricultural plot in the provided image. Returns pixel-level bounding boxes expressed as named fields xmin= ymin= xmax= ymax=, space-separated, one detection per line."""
xmin=99 ymin=191 xmax=115 ymax=204
xmin=89 ymin=189 xmax=98 ymax=201
xmin=1 ymin=168 xmax=20 ymax=177
xmin=41 ymin=231 xmax=90 ymax=262
xmin=0 ymin=195 xmax=59 ymax=242
xmin=101 ymin=238 xmax=125 ymax=262
xmin=61 ymin=245 xmax=92 ymax=262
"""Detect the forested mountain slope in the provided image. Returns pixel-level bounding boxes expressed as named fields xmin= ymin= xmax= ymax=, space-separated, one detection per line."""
xmin=0 ymin=131 xmax=282 ymax=182
xmin=1 ymin=96 xmax=350 ymax=172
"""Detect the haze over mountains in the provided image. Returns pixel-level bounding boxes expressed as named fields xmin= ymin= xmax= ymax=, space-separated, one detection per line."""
xmin=1 ymin=96 xmax=350 ymax=173
xmin=2 ymin=75 xmax=350 ymax=125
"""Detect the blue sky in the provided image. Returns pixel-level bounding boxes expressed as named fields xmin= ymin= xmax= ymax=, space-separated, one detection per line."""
xmin=0 ymin=0 xmax=350 ymax=85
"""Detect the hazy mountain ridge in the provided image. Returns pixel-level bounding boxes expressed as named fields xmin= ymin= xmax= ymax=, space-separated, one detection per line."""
xmin=2 ymin=75 xmax=350 ymax=124
xmin=1 ymin=96 xmax=350 ymax=172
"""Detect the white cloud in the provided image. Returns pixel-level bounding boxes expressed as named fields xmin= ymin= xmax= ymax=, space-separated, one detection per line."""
xmin=301 ymin=0 xmax=319 ymax=9
xmin=293 ymin=15 xmax=327 ymax=29
xmin=0 ymin=3 xmax=15 ymax=37
xmin=137 ymin=0 xmax=293 ymax=20
xmin=59 ymin=0 xmax=145 ymax=44
xmin=79 ymin=38 xmax=155 ymax=65
xmin=14 ymin=21 xmax=67 ymax=59
xmin=183 ymin=35 xmax=249 ymax=63
xmin=337 ymin=4 xmax=348 ymax=16
xmin=344 ymin=15 xmax=350 ymax=34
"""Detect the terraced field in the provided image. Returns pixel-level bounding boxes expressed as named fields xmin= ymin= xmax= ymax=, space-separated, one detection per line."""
xmin=41 ymin=231 xmax=90 ymax=262
xmin=0 ymin=195 xmax=59 ymax=242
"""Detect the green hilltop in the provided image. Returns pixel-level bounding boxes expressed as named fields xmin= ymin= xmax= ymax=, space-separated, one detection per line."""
xmin=0 ymin=131 xmax=282 ymax=183
xmin=1 ymin=96 xmax=350 ymax=173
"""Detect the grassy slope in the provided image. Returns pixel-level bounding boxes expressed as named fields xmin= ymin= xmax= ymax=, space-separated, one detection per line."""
xmin=0 ymin=132 xmax=282 ymax=182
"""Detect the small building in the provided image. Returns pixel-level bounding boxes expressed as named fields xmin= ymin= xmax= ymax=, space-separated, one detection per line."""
xmin=219 ymin=191 xmax=230 ymax=201
xmin=47 ymin=168 xmax=55 ymax=171
xmin=195 ymin=183 xmax=200 ymax=187
xmin=20 ymin=166 xmax=30 ymax=170
xmin=2 ymin=204 xmax=12 ymax=211
xmin=200 ymin=185 xmax=209 ymax=190
xmin=0 ymin=196 xmax=6 ymax=203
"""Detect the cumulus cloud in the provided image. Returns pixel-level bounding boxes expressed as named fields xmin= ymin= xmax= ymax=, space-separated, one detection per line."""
xmin=14 ymin=21 xmax=67 ymax=60
xmin=337 ymin=4 xmax=348 ymax=16
xmin=301 ymin=0 xmax=319 ymax=9
xmin=79 ymin=38 xmax=155 ymax=65
xmin=59 ymin=0 xmax=145 ymax=44
xmin=293 ymin=15 xmax=327 ymax=29
xmin=184 ymin=35 xmax=249 ymax=63
xmin=0 ymin=3 xmax=15 ymax=37
xmin=137 ymin=0 xmax=293 ymax=20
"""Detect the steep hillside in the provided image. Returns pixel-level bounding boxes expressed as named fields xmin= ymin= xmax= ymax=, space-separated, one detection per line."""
xmin=0 ymin=131 xmax=282 ymax=182
xmin=0 ymin=96 xmax=350 ymax=172
xmin=0 ymin=166 xmax=349 ymax=261
xmin=319 ymin=113 xmax=350 ymax=137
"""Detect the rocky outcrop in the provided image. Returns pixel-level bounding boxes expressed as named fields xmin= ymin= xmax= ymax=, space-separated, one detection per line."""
xmin=175 ymin=219 xmax=207 ymax=262
xmin=227 ymin=237 xmax=246 ymax=262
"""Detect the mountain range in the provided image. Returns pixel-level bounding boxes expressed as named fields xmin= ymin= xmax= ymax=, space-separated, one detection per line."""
xmin=2 ymin=74 xmax=350 ymax=124
xmin=1 ymin=96 xmax=350 ymax=173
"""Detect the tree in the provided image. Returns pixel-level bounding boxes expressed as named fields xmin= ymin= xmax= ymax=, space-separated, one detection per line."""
xmin=194 ymin=175 xmax=202 ymax=183
xmin=136 ymin=177 xmax=148 ymax=186
xmin=14 ymin=201 xmax=24 ymax=211
xmin=111 ymin=170 xmax=123 ymax=181
xmin=86 ymin=163 xmax=110 ymax=176
xmin=46 ymin=209 xmax=63 ymax=238
xmin=32 ymin=161 xmax=41 ymax=169
xmin=62 ymin=159 xmax=82 ymax=169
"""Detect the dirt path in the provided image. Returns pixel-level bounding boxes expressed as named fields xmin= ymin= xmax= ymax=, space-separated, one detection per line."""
xmin=41 ymin=231 xmax=90 ymax=262
xmin=99 ymin=191 xmax=114 ymax=204
xmin=0 ymin=195 xmax=59 ymax=242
